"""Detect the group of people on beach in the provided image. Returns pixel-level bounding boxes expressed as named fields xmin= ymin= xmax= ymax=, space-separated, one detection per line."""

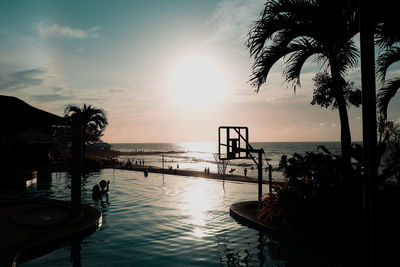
xmin=126 ymin=159 xmax=145 ymax=167
xmin=204 ymin=167 xmax=210 ymax=174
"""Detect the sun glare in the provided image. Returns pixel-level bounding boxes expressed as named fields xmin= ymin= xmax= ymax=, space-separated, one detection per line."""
xmin=170 ymin=54 xmax=227 ymax=109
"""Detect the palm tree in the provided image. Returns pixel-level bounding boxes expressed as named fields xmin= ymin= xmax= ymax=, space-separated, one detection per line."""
xmin=64 ymin=104 xmax=108 ymax=154
xmin=246 ymin=0 xmax=359 ymax=165
xmin=376 ymin=16 xmax=400 ymax=120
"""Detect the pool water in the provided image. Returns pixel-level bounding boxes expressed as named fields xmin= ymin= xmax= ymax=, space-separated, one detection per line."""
xmin=14 ymin=169 xmax=351 ymax=266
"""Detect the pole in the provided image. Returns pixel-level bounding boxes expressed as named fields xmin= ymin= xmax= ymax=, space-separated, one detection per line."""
xmin=268 ymin=164 xmax=272 ymax=194
xmin=258 ymin=150 xmax=263 ymax=201
xmin=359 ymin=1 xmax=377 ymax=266
xmin=71 ymin=115 xmax=82 ymax=218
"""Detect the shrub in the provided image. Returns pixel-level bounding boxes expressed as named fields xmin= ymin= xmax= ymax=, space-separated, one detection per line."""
xmin=257 ymin=151 xmax=362 ymax=235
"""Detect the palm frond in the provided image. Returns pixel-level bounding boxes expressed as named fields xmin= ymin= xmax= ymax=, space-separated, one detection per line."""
xmin=284 ymin=38 xmax=321 ymax=87
xmin=63 ymin=103 xmax=108 ymax=145
xmin=377 ymin=47 xmax=400 ymax=81
xmin=375 ymin=16 xmax=400 ymax=48
xmin=377 ymin=78 xmax=400 ymax=119
xmin=250 ymin=44 xmax=291 ymax=91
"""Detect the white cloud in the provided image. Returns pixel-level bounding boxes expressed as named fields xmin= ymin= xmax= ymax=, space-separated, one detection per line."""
xmin=36 ymin=21 xmax=100 ymax=39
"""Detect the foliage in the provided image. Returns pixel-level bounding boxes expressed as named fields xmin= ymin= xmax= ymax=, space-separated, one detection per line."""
xmin=377 ymin=79 xmax=400 ymax=119
xmin=257 ymin=150 xmax=361 ymax=234
xmin=64 ymin=104 xmax=108 ymax=147
xmin=376 ymin=9 xmax=400 ymax=123
xmin=246 ymin=0 xmax=360 ymax=165
xmin=374 ymin=5 xmax=400 ymax=186
xmin=50 ymin=124 xmax=72 ymax=160
xmin=311 ymin=71 xmax=361 ymax=109
xmin=379 ymin=121 xmax=400 ymax=184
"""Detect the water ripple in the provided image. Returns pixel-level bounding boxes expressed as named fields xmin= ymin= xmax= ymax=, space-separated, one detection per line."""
xmin=17 ymin=169 xmax=354 ymax=267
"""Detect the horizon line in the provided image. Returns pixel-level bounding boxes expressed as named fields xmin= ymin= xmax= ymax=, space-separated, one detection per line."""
xmin=105 ymin=140 xmax=363 ymax=144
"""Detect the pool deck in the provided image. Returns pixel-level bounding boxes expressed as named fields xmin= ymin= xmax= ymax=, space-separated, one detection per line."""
xmin=109 ymin=165 xmax=272 ymax=184
xmin=0 ymin=199 xmax=101 ymax=267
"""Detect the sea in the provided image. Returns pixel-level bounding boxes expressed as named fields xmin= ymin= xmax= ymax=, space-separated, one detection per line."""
xmin=112 ymin=142 xmax=342 ymax=181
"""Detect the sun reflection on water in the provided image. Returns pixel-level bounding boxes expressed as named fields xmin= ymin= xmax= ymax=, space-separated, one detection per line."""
xmin=180 ymin=178 xmax=215 ymax=238
xmin=192 ymin=227 xmax=205 ymax=238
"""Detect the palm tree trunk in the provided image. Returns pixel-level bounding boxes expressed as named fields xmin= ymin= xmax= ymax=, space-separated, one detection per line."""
xmin=330 ymin=61 xmax=352 ymax=166
xmin=336 ymin=94 xmax=352 ymax=165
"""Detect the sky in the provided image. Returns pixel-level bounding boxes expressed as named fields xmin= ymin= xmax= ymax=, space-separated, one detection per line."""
xmin=1 ymin=0 xmax=400 ymax=143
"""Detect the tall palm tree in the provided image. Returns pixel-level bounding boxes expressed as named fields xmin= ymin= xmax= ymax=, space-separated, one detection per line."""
xmin=64 ymin=104 xmax=108 ymax=154
xmin=246 ymin=0 xmax=359 ymax=165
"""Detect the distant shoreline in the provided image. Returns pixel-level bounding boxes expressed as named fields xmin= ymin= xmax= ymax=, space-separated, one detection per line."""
xmin=106 ymin=164 xmax=274 ymax=185
xmin=118 ymin=150 xmax=185 ymax=156
xmin=110 ymin=141 xmax=353 ymax=144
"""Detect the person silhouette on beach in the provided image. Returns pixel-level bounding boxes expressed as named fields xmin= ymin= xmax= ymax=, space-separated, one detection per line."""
xmin=244 ymin=168 xmax=247 ymax=177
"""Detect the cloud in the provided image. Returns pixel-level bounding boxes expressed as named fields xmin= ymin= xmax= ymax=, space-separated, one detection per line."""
xmin=31 ymin=94 xmax=72 ymax=102
xmin=205 ymin=0 xmax=264 ymax=45
xmin=36 ymin=21 xmax=100 ymax=39
xmin=0 ymin=68 xmax=45 ymax=91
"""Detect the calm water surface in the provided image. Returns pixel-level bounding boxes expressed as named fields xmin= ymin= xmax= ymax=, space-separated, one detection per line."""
xmin=14 ymin=169 xmax=350 ymax=266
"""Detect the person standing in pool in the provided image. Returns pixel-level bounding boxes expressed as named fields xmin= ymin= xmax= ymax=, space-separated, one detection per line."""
xmin=99 ymin=180 xmax=110 ymax=193
xmin=92 ymin=184 xmax=101 ymax=200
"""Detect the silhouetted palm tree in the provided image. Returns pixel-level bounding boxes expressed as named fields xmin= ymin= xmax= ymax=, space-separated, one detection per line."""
xmin=376 ymin=16 xmax=400 ymax=120
xmin=246 ymin=0 xmax=359 ymax=164
xmin=64 ymin=104 xmax=108 ymax=154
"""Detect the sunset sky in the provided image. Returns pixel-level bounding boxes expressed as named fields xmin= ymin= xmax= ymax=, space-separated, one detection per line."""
xmin=1 ymin=0 xmax=400 ymax=143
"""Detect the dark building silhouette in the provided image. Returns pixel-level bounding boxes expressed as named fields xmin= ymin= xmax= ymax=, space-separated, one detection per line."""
xmin=0 ymin=95 xmax=64 ymax=176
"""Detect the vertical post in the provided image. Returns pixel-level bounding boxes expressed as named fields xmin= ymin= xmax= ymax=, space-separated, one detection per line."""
xmin=359 ymin=1 xmax=377 ymax=266
xmin=258 ymin=150 xmax=263 ymax=201
xmin=246 ymin=128 xmax=249 ymax=158
xmin=71 ymin=115 xmax=82 ymax=218
xmin=71 ymin=239 xmax=82 ymax=267
xmin=268 ymin=164 xmax=272 ymax=194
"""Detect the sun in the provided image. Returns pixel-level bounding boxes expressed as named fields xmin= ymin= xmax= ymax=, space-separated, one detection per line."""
xmin=170 ymin=54 xmax=227 ymax=109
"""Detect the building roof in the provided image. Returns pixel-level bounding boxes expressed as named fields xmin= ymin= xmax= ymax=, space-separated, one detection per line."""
xmin=0 ymin=95 xmax=64 ymax=129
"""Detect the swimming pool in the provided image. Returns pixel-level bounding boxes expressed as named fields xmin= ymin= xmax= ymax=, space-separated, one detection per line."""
xmin=12 ymin=169 xmax=351 ymax=266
